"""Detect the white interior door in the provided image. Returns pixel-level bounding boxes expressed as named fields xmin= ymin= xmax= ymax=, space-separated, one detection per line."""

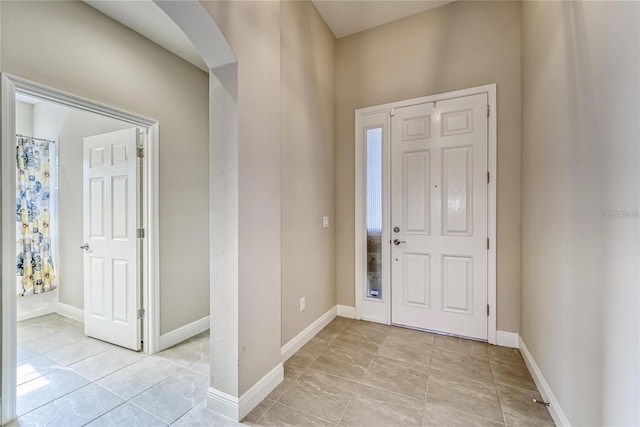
xmin=83 ymin=128 xmax=141 ymax=350
xmin=391 ymin=94 xmax=488 ymax=340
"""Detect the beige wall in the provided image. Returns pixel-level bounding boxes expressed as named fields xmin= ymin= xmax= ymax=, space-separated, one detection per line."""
xmin=31 ymin=101 xmax=132 ymax=310
xmin=280 ymin=1 xmax=336 ymax=345
xmin=1 ymin=1 xmax=210 ymax=334
xmin=521 ymin=1 xmax=639 ymax=425
xmin=202 ymin=0 xmax=337 ymax=394
xmin=335 ymin=1 xmax=522 ymax=332
xmin=201 ymin=1 xmax=283 ymax=395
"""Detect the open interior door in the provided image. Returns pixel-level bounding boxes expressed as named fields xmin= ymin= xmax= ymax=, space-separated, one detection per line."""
xmin=82 ymin=128 xmax=141 ymax=350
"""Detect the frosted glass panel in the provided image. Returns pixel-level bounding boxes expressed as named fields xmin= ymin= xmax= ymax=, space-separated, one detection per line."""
xmin=366 ymin=127 xmax=382 ymax=299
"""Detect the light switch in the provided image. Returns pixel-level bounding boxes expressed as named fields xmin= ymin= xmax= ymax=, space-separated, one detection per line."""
xmin=323 ymin=216 xmax=329 ymax=228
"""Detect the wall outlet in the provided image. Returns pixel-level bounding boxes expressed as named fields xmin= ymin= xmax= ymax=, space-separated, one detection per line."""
xmin=323 ymin=216 xmax=329 ymax=228
xmin=300 ymin=297 xmax=306 ymax=312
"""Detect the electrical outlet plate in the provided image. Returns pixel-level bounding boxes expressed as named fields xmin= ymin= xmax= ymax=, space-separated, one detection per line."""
xmin=323 ymin=216 xmax=329 ymax=228
xmin=300 ymin=297 xmax=306 ymax=312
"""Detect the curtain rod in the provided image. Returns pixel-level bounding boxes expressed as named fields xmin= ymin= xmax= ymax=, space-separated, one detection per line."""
xmin=16 ymin=134 xmax=56 ymax=144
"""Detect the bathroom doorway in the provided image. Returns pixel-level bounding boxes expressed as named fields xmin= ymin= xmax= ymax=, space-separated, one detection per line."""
xmin=2 ymin=74 xmax=161 ymax=423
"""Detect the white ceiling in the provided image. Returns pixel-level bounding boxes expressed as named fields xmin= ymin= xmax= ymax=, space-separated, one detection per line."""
xmin=312 ymin=0 xmax=455 ymax=38
xmin=84 ymin=0 xmax=455 ymax=72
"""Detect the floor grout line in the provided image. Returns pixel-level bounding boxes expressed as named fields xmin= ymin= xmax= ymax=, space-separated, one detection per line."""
xmin=17 ymin=316 xmax=551 ymax=426
xmin=16 ymin=379 xmax=92 ymax=419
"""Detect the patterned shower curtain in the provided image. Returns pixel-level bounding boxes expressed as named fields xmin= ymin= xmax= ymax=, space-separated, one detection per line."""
xmin=16 ymin=136 xmax=56 ymax=296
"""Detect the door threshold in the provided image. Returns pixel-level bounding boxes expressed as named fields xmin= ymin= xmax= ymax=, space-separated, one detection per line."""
xmin=390 ymin=322 xmax=488 ymax=343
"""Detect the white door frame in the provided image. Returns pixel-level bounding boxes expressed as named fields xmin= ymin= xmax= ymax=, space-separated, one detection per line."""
xmin=1 ymin=73 xmax=161 ymax=424
xmin=354 ymin=84 xmax=497 ymax=344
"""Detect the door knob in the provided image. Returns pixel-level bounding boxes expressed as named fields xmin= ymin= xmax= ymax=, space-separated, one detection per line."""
xmin=393 ymin=239 xmax=406 ymax=246
xmin=80 ymin=244 xmax=90 ymax=251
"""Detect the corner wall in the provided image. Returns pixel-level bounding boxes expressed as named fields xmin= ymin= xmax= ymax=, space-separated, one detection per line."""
xmin=521 ymin=1 xmax=639 ymax=425
xmin=280 ymin=0 xmax=336 ymax=346
xmin=201 ymin=0 xmax=337 ymax=397
xmin=200 ymin=0 xmax=283 ymax=396
xmin=335 ymin=1 xmax=522 ymax=332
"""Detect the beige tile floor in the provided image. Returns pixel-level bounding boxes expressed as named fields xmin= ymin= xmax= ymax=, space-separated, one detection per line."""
xmin=13 ymin=314 xmax=554 ymax=426
xmin=242 ymin=317 xmax=555 ymax=426
xmin=12 ymin=313 xmax=237 ymax=426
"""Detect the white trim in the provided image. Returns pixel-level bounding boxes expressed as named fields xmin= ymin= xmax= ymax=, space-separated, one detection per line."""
xmin=158 ymin=315 xmax=210 ymax=352
xmin=16 ymin=306 xmax=57 ymax=322
xmin=144 ymin=123 xmax=161 ymax=354
xmin=207 ymin=362 xmax=284 ymax=422
xmin=520 ymin=338 xmax=571 ymax=427
xmin=8 ymin=75 xmax=155 ymax=127
xmin=337 ymin=305 xmax=356 ymax=319
xmin=354 ymin=84 xmax=498 ymax=344
xmin=496 ymin=330 xmax=520 ymax=348
xmin=486 ymin=85 xmax=498 ymax=345
xmin=56 ymin=303 xmax=84 ymax=323
xmin=0 ymin=73 xmax=161 ymax=424
xmin=354 ymin=109 xmax=391 ymax=324
xmin=1 ymin=75 xmax=18 ymax=425
xmin=16 ymin=289 xmax=59 ymax=322
xmin=280 ymin=306 xmax=336 ymax=362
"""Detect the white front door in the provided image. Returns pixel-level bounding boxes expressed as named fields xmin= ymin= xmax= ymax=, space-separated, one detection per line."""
xmin=82 ymin=128 xmax=141 ymax=350
xmin=391 ymin=94 xmax=489 ymax=340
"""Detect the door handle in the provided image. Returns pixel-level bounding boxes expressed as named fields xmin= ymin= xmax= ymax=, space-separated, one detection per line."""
xmin=393 ymin=239 xmax=406 ymax=246
xmin=80 ymin=244 xmax=90 ymax=251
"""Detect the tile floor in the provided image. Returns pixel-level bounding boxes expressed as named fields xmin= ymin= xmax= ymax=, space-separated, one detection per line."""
xmin=12 ymin=314 xmax=554 ymax=426
xmin=242 ymin=317 xmax=555 ymax=426
xmin=12 ymin=313 xmax=237 ymax=426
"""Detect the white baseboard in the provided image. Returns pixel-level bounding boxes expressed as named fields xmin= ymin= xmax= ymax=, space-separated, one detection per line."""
xmin=337 ymin=305 xmax=356 ymax=319
xmin=16 ymin=289 xmax=59 ymax=322
xmin=56 ymin=302 xmax=84 ymax=323
xmin=207 ymin=362 xmax=284 ymax=421
xmin=496 ymin=330 xmax=520 ymax=348
xmin=281 ymin=306 xmax=337 ymax=362
xmin=158 ymin=315 xmax=209 ymax=352
xmin=17 ymin=305 xmax=57 ymax=322
xmin=520 ymin=338 xmax=571 ymax=426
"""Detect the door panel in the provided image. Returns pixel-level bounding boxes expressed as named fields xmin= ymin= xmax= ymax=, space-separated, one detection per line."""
xmin=391 ymin=94 xmax=488 ymax=340
xmin=442 ymin=146 xmax=472 ymax=235
xmin=404 ymin=151 xmax=430 ymax=234
xmin=83 ymin=128 xmax=141 ymax=350
xmin=442 ymin=255 xmax=472 ymax=314
xmin=403 ymin=253 xmax=430 ymax=307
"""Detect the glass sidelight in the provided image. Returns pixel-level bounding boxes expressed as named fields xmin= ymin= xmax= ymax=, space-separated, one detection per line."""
xmin=365 ymin=127 xmax=383 ymax=299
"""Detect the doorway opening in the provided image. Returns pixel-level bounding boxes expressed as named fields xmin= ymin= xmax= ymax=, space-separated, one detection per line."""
xmin=354 ymin=84 xmax=497 ymax=344
xmin=1 ymin=74 xmax=161 ymax=423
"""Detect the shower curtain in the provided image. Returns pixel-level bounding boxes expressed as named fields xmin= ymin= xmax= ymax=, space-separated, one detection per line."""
xmin=16 ymin=136 xmax=56 ymax=296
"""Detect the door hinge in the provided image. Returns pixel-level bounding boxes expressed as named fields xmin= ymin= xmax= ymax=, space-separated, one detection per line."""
xmin=137 ymin=147 xmax=144 ymax=158
xmin=137 ymin=308 xmax=145 ymax=319
xmin=390 ymin=107 xmax=396 ymax=117
xmin=487 ymin=171 xmax=490 ymax=184
xmin=487 ymin=105 xmax=490 ymax=117
xmin=487 ymin=304 xmax=490 ymax=316
xmin=487 ymin=238 xmax=490 ymax=250
xmin=137 ymin=228 xmax=145 ymax=238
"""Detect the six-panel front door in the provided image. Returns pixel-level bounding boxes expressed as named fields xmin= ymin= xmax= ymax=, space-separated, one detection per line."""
xmin=390 ymin=94 xmax=489 ymax=340
xmin=82 ymin=128 xmax=141 ymax=350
